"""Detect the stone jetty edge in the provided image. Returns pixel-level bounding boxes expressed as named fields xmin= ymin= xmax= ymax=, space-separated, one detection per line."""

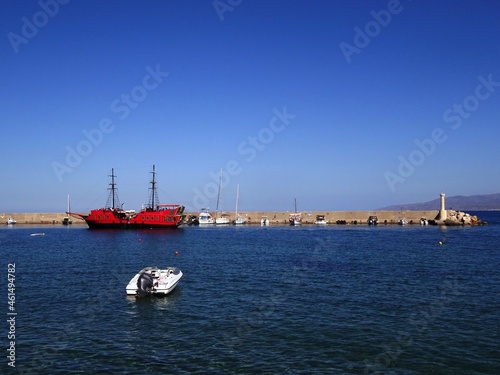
xmin=1 ymin=210 xmax=486 ymax=225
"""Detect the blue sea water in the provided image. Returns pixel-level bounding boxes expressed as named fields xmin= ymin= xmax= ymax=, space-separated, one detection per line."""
xmin=1 ymin=212 xmax=499 ymax=374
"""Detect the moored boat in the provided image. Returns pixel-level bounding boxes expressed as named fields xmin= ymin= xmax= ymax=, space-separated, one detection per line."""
xmin=70 ymin=166 xmax=185 ymax=229
xmin=289 ymin=198 xmax=301 ymax=226
xmin=198 ymin=208 xmax=214 ymax=225
xmin=62 ymin=194 xmax=72 ymax=225
xmin=126 ymin=266 xmax=183 ymax=297
xmin=233 ymin=184 xmax=245 ymax=225
xmin=315 ymin=215 xmax=327 ymax=225
xmin=6 ymin=217 xmax=16 ymax=225
xmin=214 ymin=168 xmax=229 ymax=225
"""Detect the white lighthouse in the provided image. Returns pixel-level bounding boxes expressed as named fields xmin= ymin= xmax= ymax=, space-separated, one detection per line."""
xmin=438 ymin=193 xmax=447 ymax=222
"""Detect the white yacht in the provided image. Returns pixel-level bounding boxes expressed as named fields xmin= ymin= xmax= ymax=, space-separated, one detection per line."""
xmin=7 ymin=217 xmax=16 ymax=225
xmin=126 ymin=267 xmax=182 ymax=297
xmin=198 ymin=209 xmax=214 ymax=225
xmin=314 ymin=215 xmax=327 ymax=225
xmin=260 ymin=216 xmax=269 ymax=226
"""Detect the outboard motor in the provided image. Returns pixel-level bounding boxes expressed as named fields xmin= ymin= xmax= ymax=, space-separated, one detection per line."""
xmin=136 ymin=272 xmax=154 ymax=297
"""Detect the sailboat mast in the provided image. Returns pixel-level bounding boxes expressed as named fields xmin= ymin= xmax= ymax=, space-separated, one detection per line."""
xmin=235 ymin=184 xmax=239 ymax=215
xmin=216 ymin=168 xmax=222 ymax=212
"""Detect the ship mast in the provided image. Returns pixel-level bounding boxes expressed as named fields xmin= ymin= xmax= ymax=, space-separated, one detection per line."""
xmin=148 ymin=165 xmax=160 ymax=210
xmin=106 ymin=168 xmax=120 ymax=209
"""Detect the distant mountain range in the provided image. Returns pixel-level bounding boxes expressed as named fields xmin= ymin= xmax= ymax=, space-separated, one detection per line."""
xmin=378 ymin=193 xmax=500 ymax=211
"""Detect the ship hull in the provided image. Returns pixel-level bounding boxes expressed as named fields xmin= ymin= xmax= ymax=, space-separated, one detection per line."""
xmin=71 ymin=206 xmax=185 ymax=229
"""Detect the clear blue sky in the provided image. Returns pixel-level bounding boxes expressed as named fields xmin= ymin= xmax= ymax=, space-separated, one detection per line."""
xmin=1 ymin=0 xmax=499 ymax=213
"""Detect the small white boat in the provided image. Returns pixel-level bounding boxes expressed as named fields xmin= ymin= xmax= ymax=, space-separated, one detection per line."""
xmin=398 ymin=218 xmax=408 ymax=226
xmin=260 ymin=216 xmax=269 ymax=226
xmin=233 ymin=184 xmax=245 ymax=225
xmin=314 ymin=215 xmax=327 ymax=225
xmin=234 ymin=215 xmax=245 ymax=225
xmin=420 ymin=217 xmax=428 ymax=225
xmin=7 ymin=217 xmax=16 ymax=225
xmin=63 ymin=193 xmax=72 ymax=225
xmin=289 ymin=214 xmax=302 ymax=226
xmin=30 ymin=233 xmax=45 ymax=236
xmin=198 ymin=209 xmax=214 ymax=225
xmin=126 ymin=267 xmax=183 ymax=297
xmin=215 ymin=214 xmax=230 ymax=225
xmin=289 ymin=198 xmax=302 ymax=226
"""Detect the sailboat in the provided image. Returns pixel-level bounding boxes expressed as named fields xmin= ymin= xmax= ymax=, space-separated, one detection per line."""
xmin=63 ymin=194 xmax=73 ymax=225
xmin=233 ymin=184 xmax=244 ymax=225
xmin=215 ymin=168 xmax=230 ymax=225
xmin=289 ymin=197 xmax=302 ymax=226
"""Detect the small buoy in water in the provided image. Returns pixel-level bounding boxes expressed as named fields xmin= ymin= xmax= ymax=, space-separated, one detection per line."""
xmin=438 ymin=241 xmax=443 ymax=245
xmin=138 ymin=238 xmax=142 ymax=242
xmin=175 ymin=251 xmax=179 ymax=256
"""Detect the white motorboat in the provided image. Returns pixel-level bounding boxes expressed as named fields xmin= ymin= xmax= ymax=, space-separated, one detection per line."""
xmin=7 ymin=217 xmax=16 ymax=225
xmin=260 ymin=216 xmax=269 ymax=226
xmin=126 ymin=267 xmax=183 ymax=297
xmin=420 ymin=217 xmax=428 ymax=225
xmin=198 ymin=208 xmax=214 ymax=225
xmin=398 ymin=218 xmax=408 ymax=226
xmin=314 ymin=215 xmax=327 ymax=225
xmin=289 ymin=213 xmax=302 ymax=226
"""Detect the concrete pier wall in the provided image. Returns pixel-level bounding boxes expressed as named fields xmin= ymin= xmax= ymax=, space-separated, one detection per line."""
xmin=2 ymin=210 xmax=438 ymax=225
xmin=1 ymin=213 xmax=86 ymax=225
xmin=186 ymin=210 xmax=438 ymax=225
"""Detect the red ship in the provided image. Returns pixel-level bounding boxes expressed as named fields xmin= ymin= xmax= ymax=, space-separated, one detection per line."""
xmin=70 ymin=166 xmax=185 ymax=229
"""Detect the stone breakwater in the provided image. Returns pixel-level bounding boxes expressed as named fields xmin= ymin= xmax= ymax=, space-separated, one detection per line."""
xmin=188 ymin=209 xmax=485 ymax=225
xmin=2 ymin=210 xmax=485 ymax=226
